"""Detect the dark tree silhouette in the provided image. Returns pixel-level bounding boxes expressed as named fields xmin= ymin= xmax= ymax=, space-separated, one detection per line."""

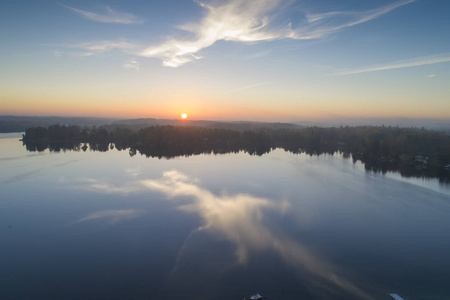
xmin=21 ymin=124 xmax=450 ymax=183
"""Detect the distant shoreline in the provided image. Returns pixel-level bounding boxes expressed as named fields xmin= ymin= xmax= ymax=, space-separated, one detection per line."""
xmin=1 ymin=115 xmax=449 ymax=133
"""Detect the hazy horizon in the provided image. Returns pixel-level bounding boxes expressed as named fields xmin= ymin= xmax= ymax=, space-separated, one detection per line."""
xmin=2 ymin=114 xmax=450 ymax=131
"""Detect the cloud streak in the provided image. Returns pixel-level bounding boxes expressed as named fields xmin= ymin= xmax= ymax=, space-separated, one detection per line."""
xmin=3 ymin=160 xmax=77 ymax=184
xmin=67 ymin=40 xmax=140 ymax=57
xmin=123 ymin=59 xmax=140 ymax=71
xmin=73 ymin=209 xmax=146 ymax=224
xmin=227 ymin=81 xmax=271 ymax=94
xmin=62 ymin=5 xmax=143 ymax=24
xmin=300 ymin=0 xmax=414 ymax=38
xmin=80 ymin=178 xmax=143 ymax=194
xmin=336 ymin=53 xmax=450 ymax=75
xmin=140 ymin=0 xmax=414 ymax=67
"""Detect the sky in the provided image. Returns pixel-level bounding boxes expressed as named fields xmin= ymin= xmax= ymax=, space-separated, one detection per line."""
xmin=1 ymin=0 xmax=449 ymax=121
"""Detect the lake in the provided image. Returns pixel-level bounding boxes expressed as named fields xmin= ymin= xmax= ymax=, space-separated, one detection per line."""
xmin=1 ymin=133 xmax=450 ymax=300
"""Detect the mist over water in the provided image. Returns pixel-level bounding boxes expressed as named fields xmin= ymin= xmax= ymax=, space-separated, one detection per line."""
xmin=1 ymin=134 xmax=450 ymax=300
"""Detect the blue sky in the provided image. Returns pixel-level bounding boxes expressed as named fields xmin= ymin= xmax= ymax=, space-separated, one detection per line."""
xmin=1 ymin=0 xmax=449 ymax=120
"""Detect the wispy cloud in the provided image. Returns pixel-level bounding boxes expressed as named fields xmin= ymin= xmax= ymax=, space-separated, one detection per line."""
xmin=427 ymin=74 xmax=436 ymax=78
xmin=57 ymin=1 xmax=413 ymax=68
xmin=125 ymin=167 xmax=142 ymax=177
xmin=62 ymin=4 xmax=143 ymax=24
xmin=245 ymin=50 xmax=271 ymax=59
xmin=227 ymin=81 xmax=271 ymax=94
xmin=73 ymin=209 xmax=146 ymax=225
xmin=67 ymin=40 xmax=139 ymax=57
xmin=336 ymin=53 xmax=450 ymax=75
xmin=300 ymin=0 xmax=414 ymax=38
xmin=123 ymin=59 xmax=140 ymax=71
xmin=140 ymin=0 xmax=414 ymax=67
xmin=53 ymin=50 xmax=63 ymax=58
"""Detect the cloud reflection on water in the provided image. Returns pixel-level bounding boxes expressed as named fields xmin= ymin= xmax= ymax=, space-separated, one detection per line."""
xmin=81 ymin=178 xmax=143 ymax=194
xmin=143 ymin=170 xmax=371 ymax=299
xmin=73 ymin=209 xmax=146 ymax=225
xmin=76 ymin=170 xmax=371 ymax=298
xmin=3 ymin=160 xmax=78 ymax=184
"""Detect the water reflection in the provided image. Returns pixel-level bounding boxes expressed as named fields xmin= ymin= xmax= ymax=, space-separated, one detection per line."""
xmin=73 ymin=209 xmax=146 ymax=225
xmin=143 ymin=171 xmax=372 ymax=299
xmin=3 ymin=160 xmax=78 ymax=184
xmin=3 ymin=134 xmax=450 ymax=299
xmin=21 ymin=125 xmax=450 ymax=183
xmin=80 ymin=178 xmax=144 ymax=194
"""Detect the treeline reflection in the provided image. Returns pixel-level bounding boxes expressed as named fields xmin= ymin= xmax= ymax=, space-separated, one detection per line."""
xmin=22 ymin=124 xmax=450 ymax=183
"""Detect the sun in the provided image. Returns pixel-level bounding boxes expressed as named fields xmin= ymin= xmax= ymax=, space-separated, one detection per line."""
xmin=181 ymin=113 xmax=187 ymax=119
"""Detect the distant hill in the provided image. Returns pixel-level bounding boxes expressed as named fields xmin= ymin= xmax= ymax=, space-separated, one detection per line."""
xmin=107 ymin=118 xmax=304 ymax=131
xmin=294 ymin=117 xmax=450 ymax=133
xmin=3 ymin=115 xmax=448 ymax=134
xmin=0 ymin=115 xmax=304 ymax=133
xmin=0 ymin=116 xmax=122 ymax=133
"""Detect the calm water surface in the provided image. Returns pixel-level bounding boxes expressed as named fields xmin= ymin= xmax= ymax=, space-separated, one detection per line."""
xmin=1 ymin=134 xmax=449 ymax=300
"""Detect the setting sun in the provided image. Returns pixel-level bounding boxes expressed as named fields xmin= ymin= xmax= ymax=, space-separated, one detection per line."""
xmin=181 ymin=113 xmax=187 ymax=119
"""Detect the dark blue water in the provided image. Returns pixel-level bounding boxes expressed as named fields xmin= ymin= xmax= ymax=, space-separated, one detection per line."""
xmin=1 ymin=134 xmax=449 ymax=300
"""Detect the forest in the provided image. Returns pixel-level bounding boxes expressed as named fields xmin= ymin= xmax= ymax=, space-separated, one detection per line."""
xmin=21 ymin=124 xmax=450 ymax=183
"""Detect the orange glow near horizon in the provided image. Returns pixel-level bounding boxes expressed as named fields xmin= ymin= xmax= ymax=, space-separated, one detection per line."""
xmin=2 ymin=93 xmax=450 ymax=121
xmin=2 ymin=104 xmax=450 ymax=121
